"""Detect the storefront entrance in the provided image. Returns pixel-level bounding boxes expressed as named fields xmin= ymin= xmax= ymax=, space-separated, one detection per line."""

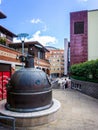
xmin=0 ymin=64 xmax=11 ymax=100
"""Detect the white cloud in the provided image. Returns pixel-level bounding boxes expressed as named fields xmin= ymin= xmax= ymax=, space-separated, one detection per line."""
xmin=78 ymin=0 xmax=88 ymax=2
xmin=30 ymin=18 xmax=48 ymax=32
xmin=0 ymin=0 xmax=2 ymax=4
xmin=30 ymin=18 xmax=42 ymax=24
xmin=31 ymin=31 xmax=58 ymax=46
xmin=13 ymin=30 xmax=58 ymax=46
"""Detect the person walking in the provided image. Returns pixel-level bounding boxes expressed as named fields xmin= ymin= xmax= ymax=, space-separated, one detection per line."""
xmin=64 ymin=78 xmax=68 ymax=89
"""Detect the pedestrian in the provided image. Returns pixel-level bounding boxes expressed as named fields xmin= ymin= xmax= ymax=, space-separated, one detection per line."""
xmin=67 ymin=77 xmax=71 ymax=88
xmin=64 ymin=78 xmax=68 ymax=89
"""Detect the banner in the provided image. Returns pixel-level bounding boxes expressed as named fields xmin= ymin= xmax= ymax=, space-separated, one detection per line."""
xmin=0 ymin=71 xmax=10 ymax=100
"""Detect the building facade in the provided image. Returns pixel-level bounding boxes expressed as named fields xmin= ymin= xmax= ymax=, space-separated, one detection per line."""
xmin=9 ymin=41 xmax=50 ymax=74
xmin=64 ymin=38 xmax=70 ymax=76
xmin=45 ymin=47 xmax=64 ymax=78
xmin=0 ymin=12 xmax=20 ymax=100
xmin=70 ymin=9 xmax=98 ymax=65
xmin=0 ymin=11 xmax=50 ymax=100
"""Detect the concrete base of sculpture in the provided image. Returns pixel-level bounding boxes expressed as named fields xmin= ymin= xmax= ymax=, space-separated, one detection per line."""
xmin=0 ymin=99 xmax=60 ymax=127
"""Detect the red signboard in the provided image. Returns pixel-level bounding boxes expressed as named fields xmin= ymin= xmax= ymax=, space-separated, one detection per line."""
xmin=0 ymin=72 xmax=2 ymax=100
xmin=0 ymin=71 xmax=10 ymax=100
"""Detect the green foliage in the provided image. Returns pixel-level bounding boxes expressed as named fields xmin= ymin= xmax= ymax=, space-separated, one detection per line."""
xmin=0 ymin=37 xmax=6 ymax=45
xmin=70 ymin=59 xmax=98 ymax=83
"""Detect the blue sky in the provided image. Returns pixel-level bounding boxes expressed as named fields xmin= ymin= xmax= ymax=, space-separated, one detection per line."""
xmin=0 ymin=0 xmax=98 ymax=49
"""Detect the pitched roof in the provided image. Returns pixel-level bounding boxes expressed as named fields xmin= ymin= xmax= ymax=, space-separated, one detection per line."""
xmin=0 ymin=25 xmax=17 ymax=37
xmin=0 ymin=11 xmax=7 ymax=19
xmin=9 ymin=41 xmax=49 ymax=52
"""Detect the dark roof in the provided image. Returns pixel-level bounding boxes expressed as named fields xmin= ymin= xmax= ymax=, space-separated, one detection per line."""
xmin=9 ymin=41 xmax=49 ymax=52
xmin=88 ymin=9 xmax=98 ymax=12
xmin=45 ymin=46 xmax=58 ymax=50
xmin=0 ymin=25 xmax=17 ymax=37
xmin=0 ymin=11 xmax=7 ymax=19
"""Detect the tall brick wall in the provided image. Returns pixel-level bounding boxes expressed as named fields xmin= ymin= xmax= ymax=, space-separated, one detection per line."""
xmin=70 ymin=10 xmax=88 ymax=65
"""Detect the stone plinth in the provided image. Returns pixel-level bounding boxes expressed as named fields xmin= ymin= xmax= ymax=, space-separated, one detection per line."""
xmin=0 ymin=99 xmax=60 ymax=127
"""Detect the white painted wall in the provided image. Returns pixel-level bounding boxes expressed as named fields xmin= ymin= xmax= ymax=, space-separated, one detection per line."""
xmin=64 ymin=38 xmax=68 ymax=75
xmin=88 ymin=10 xmax=98 ymax=60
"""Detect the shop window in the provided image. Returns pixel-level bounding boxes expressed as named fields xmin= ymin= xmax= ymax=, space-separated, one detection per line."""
xmin=74 ymin=21 xmax=84 ymax=34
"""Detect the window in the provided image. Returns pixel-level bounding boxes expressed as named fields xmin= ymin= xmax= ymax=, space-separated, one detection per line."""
xmin=24 ymin=48 xmax=28 ymax=54
xmin=38 ymin=51 xmax=45 ymax=59
xmin=74 ymin=21 xmax=84 ymax=34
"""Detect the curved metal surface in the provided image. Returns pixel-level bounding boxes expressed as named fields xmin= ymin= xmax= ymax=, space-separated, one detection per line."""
xmin=6 ymin=66 xmax=52 ymax=112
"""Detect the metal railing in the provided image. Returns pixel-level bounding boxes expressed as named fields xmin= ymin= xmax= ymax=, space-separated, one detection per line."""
xmin=0 ymin=115 xmax=15 ymax=130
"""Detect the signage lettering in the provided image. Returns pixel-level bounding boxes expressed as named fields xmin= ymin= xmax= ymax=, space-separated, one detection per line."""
xmin=0 ymin=50 xmax=16 ymax=59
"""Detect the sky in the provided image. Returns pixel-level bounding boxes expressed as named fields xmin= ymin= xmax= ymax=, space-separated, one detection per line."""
xmin=0 ymin=0 xmax=98 ymax=49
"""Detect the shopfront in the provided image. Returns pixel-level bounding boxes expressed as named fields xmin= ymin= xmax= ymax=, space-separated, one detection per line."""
xmin=0 ymin=63 xmax=11 ymax=100
xmin=0 ymin=44 xmax=22 ymax=100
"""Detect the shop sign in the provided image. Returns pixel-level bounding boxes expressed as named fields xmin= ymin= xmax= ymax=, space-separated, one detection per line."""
xmin=0 ymin=50 xmax=16 ymax=59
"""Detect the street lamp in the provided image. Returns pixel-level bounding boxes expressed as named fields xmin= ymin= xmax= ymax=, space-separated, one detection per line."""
xmin=17 ymin=33 xmax=29 ymax=67
xmin=17 ymin=33 xmax=29 ymax=55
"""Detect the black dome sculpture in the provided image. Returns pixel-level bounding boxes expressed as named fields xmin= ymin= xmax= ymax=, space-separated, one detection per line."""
xmin=6 ymin=55 xmax=52 ymax=112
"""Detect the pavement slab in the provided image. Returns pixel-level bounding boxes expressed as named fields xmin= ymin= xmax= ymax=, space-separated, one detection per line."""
xmin=0 ymin=88 xmax=98 ymax=130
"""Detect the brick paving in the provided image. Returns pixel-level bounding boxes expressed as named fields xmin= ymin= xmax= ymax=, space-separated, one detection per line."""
xmin=0 ymin=88 xmax=98 ymax=130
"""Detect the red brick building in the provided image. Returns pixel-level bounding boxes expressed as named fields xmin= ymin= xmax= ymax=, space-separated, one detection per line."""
xmin=45 ymin=47 xmax=64 ymax=78
xmin=0 ymin=12 xmax=20 ymax=100
xmin=9 ymin=41 xmax=50 ymax=74
xmin=0 ymin=11 xmax=50 ymax=100
xmin=70 ymin=10 xmax=98 ymax=65
xmin=70 ymin=10 xmax=88 ymax=65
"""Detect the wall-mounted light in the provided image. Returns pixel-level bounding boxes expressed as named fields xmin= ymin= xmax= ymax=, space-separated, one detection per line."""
xmin=30 ymin=48 xmax=32 ymax=50
xmin=16 ymin=55 xmax=19 ymax=60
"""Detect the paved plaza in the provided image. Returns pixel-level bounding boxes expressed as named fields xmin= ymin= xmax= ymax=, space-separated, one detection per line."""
xmin=0 ymin=88 xmax=98 ymax=130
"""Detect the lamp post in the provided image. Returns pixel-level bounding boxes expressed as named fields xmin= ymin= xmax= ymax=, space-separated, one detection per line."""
xmin=17 ymin=33 xmax=29 ymax=55
xmin=38 ymin=51 xmax=40 ymax=68
xmin=17 ymin=33 xmax=29 ymax=67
